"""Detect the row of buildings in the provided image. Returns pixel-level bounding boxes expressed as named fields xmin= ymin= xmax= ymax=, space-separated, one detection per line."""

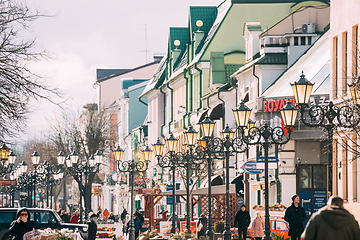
xmin=92 ymin=0 xmax=360 ymax=223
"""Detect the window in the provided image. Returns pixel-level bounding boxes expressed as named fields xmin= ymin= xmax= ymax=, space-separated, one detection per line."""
xmin=333 ymin=139 xmax=338 ymax=195
xmin=352 ymin=133 xmax=357 ymax=201
xmin=294 ymin=37 xmax=299 ymax=46
xmin=342 ymin=138 xmax=348 ymax=200
xmin=308 ymin=36 xmax=312 ymax=45
xmin=0 ymin=212 xmax=15 ymax=223
xmin=37 ymin=212 xmax=58 ymax=224
xmin=299 ymin=165 xmax=312 ymax=189
xmin=301 ymin=36 xmax=306 ymax=45
xmin=352 ymin=25 xmax=358 ymax=78
xmin=333 ymin=36 xmax=339 ymax=98
xmin=342 ymin=32 xmax=348 ymax=94
xmin=313 ymin=166 xmax=326 ymax=188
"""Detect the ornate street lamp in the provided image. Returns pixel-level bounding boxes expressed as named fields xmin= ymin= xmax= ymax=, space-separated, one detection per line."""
xmin=114 ymin=145 xmax=149 ymax=240
xmin=0 ymin=144 xmax=15 ymax=176
xmin=231 ymin=101 xmax=297 ymax=240
xmin=289 ymin=71 xmax=360 ymax=198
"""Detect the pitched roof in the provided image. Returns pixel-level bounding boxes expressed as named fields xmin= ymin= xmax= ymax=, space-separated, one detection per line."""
xmin=96 ymin=69 xmax=129 ymax=80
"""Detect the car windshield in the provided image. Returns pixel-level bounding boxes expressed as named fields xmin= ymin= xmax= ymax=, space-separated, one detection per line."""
xmin=0 ymin=212 xmax=15 ymax=223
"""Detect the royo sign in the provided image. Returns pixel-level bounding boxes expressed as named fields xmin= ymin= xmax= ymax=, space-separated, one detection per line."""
xmin=263 ymin=99 xmax=296 ymax=112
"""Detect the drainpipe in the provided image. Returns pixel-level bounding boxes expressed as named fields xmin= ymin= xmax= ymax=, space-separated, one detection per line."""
xmin=159 ymin=87 xmax=166 ymax=138
xmin=253 ymin=65 xmax=260 ymax=97
xmin=166 ymin=83 xmax=174 ymax=134
xmin=139 ymin=96 xmax=148 ymax=106
xmin=275 ymin=145 xmax=281 ymax=203
xmin=194 ymin=63 xmax=203 ymax=114
xmin=217 ymin=90 xmax=226 ymax=129
xmin=188 ymin=69 xmax=193 ymax=126
xmin=183 ymin=69 xmax=189 ymax=130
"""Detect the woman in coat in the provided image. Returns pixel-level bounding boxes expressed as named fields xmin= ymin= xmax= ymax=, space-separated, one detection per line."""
xmin=284 ymin=194 xmax=307 ymax=240
xmin=197 ymin=214 xmax=208 ymax=239
xmin=251 ymin=212 xmax=264 ymax=240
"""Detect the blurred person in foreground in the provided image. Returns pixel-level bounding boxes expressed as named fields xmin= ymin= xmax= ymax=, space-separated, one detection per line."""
xmin=9 ymin=207 xmax=37 ymax=240
xmin=87 ymin=212 xmax=98 ymax=240
xmin=301 ymin=196 xmax=360 ymax=240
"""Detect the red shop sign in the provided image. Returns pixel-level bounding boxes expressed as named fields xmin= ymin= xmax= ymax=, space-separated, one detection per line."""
xmin=264 ymin=99 xmax=296 ymax=112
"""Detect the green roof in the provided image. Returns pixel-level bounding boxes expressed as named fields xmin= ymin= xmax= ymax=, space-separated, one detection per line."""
xmin=225 ymin=64 xmax=243 ymax=82
xmin=256 ymin=53 xmax=287 ymax=65
xmin=169 ymin=27 xmax=187 ymax=52
xmin=188 ymin=6 xmax=217 ymax=45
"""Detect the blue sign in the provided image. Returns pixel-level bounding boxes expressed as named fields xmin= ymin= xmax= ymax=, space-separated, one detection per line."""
xmin=166 ymin=196 xmax=173 ymax=205
xmin=242 ymin=161 xmax=264 ymax=174
xmin=256 ymin=157 xmax=277 ymax=163
xmin=314 ymin=190 xmax=326 ymax=212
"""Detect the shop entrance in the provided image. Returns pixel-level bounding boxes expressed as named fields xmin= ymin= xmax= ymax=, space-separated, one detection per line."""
xmin=297 ymin=164 xmax=327 ymax=224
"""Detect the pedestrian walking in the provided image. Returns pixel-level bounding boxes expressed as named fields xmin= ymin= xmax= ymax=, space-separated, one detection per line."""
xmin=87 ymin=212 xmax=98 ymax=240
xmin=251 ymin=212 xmax=264 ymax=240
xmin=134 ymin=208 xmax=144 ymax=224
xmin=9 ymin=207 xmax=37 ymax=240
xmin=234 ymin=205 xmax=250 ymax=240
xmin=60 ymin=210 xmax=70 ymax=223
xmin=197 ymin=213 xmax=208 ymax=239
xmin=301 ymin=196 xmax=360 ymax=240
xmin=284 ymin=194 xmax=306 ymax=240
xmin=120 ymin=209 xmax=128 ymax=223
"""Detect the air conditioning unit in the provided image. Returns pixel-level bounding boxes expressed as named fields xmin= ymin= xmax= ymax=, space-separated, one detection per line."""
xmin=302 ymin=23 xmax=316 ymax=33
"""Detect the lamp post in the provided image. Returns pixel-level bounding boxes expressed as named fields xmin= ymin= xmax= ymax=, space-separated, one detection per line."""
xmin=0 ymin=144 xmax=16 ymax=176
xmin=231 ymin=101 xmax=298 ymax=240
xmin=66 ymin=150 xmax=102 ymax=222
xmin=113 ymin=145 xmax=150 ymax=240
xmin=153 ymin=135 xmax=184 ymax=234
xmin=290 ymin=71 xmax=360 ymax=198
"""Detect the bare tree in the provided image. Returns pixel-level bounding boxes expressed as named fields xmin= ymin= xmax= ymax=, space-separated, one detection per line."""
xmin=50 ymin=104 xmax=110 ymax=214
xmin=0 ymin=0 xmax=59 ymax=141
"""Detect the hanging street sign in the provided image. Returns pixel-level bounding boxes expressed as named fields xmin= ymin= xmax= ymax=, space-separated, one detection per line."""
xmin=242 ymin=161 xmax=264 ymax=174
xmin=0 ymin=180 xmax=16 ymax=186
xmin=138 ymin=188 xmax=161 ymax=195
xmin=256 ymin=157 xmax=278 ymax=169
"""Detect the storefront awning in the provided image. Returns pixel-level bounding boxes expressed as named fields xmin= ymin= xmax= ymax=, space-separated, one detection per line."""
xmin=208 ymin=103 xmax=223 ymax=121
xmin=197 ymin=109 xmax=209 ymax=124
xmin=231 ymin=175 xmax=244 ymax=194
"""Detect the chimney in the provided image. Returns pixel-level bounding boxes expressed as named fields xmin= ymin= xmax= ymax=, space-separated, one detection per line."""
xmin=193 ymin=20 xmax=205 ymax=53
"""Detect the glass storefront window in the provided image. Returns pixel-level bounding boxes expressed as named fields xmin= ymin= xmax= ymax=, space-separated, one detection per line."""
xmin=299 ymin=165 xmax=312 ymax=188
xmin=313 ymin=165 xmax=326 ymax=188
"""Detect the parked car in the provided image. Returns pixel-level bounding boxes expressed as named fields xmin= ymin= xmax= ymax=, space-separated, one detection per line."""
xmin=231 ymin=218 xmax=290 ymax=240
xmin=0 ymin=208 xmax=88 ymax=240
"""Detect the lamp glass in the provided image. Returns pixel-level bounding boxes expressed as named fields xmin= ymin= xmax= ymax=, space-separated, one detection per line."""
xmin=59 ymin=172 xmax=64 ymax=179
xmin=184 ymin=126 xmax=198 ymax=146
xmin=65 ymin=157 xmax=72 ymax=168
xmin=57 ymin=151 xmax=65 ymax=165
xmin=71 ymin=150 xmax=79 ymax=164
xmin=31 ymin=151 xmax=40 ymax=165
xmin=280 ymin=101 xmax=299 ymax=127
xmin=153 ymin=139 xmax=165 ymax=156
xmin=89 ymin=155 xmax=95 ymax=166
xmin=7 ymin=151 xmax=16 ymax=165
xmin=20 ymin=161 xmax=27 ymax=173
xmin=142 ymin=145 xmax=153 ymax=161
xmin=0 ymin=143 xmax=10 ymax=160
xmin=199 ymin=138 xmax=206 ymax=148
xmin=94 ymin=150 xmax=103 ymax=164
xmin=291 ymin=72 xmax=314 ymax=105
xmin=10 ymin=173 xmax=14 ymax=180
xmin=165 ymin=134 xmax=178 ymax=152
xmin=349 ymin=83 xmax=360 ymax=105
xmin=200 ymin=116 xmax=215 ymax=137
xmin=232 ymin=102 xmax=252 ymax=127
xmin=221 ymin=125 xmax=234 ymax=140
xmin=113 ymin=146 xmax=124 ymax=161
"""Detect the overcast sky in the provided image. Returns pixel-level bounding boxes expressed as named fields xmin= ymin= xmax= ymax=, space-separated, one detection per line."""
xmin=22 ymin=0 xmax=221 ymax=141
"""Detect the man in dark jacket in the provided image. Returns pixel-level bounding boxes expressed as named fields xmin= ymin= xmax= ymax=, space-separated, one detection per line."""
xmin=126 ymin=215 xmax=142 ymax=240
xmin=234 ymin=205 xmax=250 ymax=240
xmin=301 ymin=196 xmax=360 ymax=240
xmin=120 ymin=209 xmax=128 ymax=223
xmin=87 ymin=212 xmax=98 ymax=240
xmin=284 ymin=194 xmax=306 ymax=240
xmin=197 ymin=214 xmax=208 ymax=239
xmin=9 ymin=207 xmax=37 ymax=240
